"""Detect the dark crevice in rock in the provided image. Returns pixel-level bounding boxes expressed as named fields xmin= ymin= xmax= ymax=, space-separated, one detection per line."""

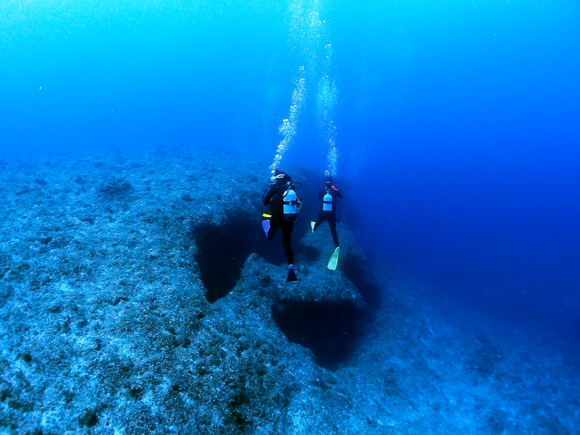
xmin=341 ymin=252 xmax=383 ymax=311
xmin=272 ymin=301 xmax=364 ymax=370
xmin=300 ymin=245 xmax=321 ymax=263
xmin=191 ymin=214 xmax=285 ymax=303
xmin=78 ymin=408 xmax=99 ymax=428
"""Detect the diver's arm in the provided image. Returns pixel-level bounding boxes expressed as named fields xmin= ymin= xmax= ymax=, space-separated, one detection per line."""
xmin=262 ymin=187 xmax=274 ymax=206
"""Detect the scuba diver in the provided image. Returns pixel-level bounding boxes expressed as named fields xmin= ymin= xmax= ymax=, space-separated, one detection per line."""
xmin=262 ymin=169 xmax=302 ymax=282
xmin=311 ymin=176 xmax=343 ymax=270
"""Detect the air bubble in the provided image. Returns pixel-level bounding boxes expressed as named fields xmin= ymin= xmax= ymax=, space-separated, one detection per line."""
xmin=271 ymin=0 xmax=339 ymax=176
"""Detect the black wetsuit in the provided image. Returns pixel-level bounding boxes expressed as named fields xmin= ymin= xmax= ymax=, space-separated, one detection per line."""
xmin=313 ymin=186 xmax=343 ymax=248
xmin=263 ymin=182 xmax=294 ymax=264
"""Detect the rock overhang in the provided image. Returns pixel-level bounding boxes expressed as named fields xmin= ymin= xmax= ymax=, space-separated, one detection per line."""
xmin=228 ymin=242 xmax=369 ymax=369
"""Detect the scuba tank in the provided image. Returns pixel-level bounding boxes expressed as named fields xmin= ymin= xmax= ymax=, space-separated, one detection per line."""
xmin=283 ymin=186 xmax=299 ymax=222
xmin=323 ymin=189 xmax=333 ymax=211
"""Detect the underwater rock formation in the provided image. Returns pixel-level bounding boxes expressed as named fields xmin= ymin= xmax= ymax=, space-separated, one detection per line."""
xmin=1 ymin=146 xmax=578 ymax=434
xmin=0 ymin=147 xmax=379 ymax=434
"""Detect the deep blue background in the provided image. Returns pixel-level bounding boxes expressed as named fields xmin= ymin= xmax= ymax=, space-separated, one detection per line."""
xmin=1 ymin=0 xmax=579 ymax=344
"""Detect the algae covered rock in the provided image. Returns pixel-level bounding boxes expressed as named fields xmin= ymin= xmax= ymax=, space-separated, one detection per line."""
xmin=0 ymin=146 xmax=380 ymax=434
xmin=2 ymin=146 xmax=579 ymax=434
xmin=300 ymin=220 xmax=383 ymax=310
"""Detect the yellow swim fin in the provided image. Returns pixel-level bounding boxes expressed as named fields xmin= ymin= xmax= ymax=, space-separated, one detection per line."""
xmin=327 ymin=247 xmax=340 ymax=271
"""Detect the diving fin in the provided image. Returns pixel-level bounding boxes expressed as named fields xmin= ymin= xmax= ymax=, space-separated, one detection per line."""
xmin=262 ymin=219 xmax=270 ymax=238
xmin=327 ymin=247 xmax=340 ymax=271
xmin=311 ymin=221 xmax=315 ymax=233
xmin=286 ymin=264 xmax=298 ymax=282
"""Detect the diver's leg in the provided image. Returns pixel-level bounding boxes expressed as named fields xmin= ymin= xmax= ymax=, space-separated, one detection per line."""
xmin=312 ymin=211 xmax=325 ymax=232
xmin=328 ymin=212 xmax=339 ymax=248
xmin=281 ymin=222 xmax=294 ymax=265
xmin=267 ymin=221 xmax=279 ymax=241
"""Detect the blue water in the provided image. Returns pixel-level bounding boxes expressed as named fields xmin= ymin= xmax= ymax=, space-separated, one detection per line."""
xmin=1 ymin=0 xmax=579 ymax=350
